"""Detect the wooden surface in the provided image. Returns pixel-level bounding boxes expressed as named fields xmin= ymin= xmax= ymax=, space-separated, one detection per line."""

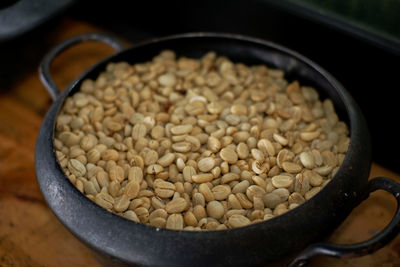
xmin=0 ymin=18 xmax=400 ymax=267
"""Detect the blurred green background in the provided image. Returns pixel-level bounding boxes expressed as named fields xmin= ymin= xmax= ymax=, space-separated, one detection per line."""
xmin=289 ymin=0 xmax=400 ymax=42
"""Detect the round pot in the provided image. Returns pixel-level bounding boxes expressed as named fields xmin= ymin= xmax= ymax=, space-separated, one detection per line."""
xmin=35 ymin=32 xmax=400 ymax=267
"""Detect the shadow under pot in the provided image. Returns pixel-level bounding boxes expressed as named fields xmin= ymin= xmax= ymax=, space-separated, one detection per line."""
xmin=35 ymin=32 xmax=400 ymax=267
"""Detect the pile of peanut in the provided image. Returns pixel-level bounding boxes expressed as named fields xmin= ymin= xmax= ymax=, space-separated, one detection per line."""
xmin=54 ymin=51 xmax=350 ymax=230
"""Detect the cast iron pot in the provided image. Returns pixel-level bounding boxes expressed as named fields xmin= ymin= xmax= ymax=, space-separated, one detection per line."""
xmin=35 ymin=32 xmax=400 ymax=267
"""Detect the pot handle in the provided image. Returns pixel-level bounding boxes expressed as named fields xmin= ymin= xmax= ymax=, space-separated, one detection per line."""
xmin=288 ymin=177 xmax=400 ymax=267
xmin=39 ymin=32 xmax=125 ymax=101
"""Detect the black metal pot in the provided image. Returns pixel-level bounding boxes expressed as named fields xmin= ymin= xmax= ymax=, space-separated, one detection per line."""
xmin=35 ymin=32 xmax=400 ymax=267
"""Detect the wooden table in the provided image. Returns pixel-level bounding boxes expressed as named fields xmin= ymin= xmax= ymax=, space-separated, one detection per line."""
xmin=1 ymin=17 xmax=399 ymax=267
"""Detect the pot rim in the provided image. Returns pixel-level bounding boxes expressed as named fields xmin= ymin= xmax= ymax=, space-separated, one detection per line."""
xmin=35 ymin=32 xmax=370 ymax=264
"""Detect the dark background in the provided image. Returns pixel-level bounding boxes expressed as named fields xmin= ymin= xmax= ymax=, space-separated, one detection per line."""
xmin=1 ymin=0 xmax=399 ymax=172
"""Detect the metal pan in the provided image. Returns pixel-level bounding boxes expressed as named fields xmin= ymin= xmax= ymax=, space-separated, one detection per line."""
xmin=35 ymin=32 xmax=400 ymax=267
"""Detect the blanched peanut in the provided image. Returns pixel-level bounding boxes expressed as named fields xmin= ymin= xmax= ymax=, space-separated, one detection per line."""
xmin=55 ymin=51 xmax=349 ymax=231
